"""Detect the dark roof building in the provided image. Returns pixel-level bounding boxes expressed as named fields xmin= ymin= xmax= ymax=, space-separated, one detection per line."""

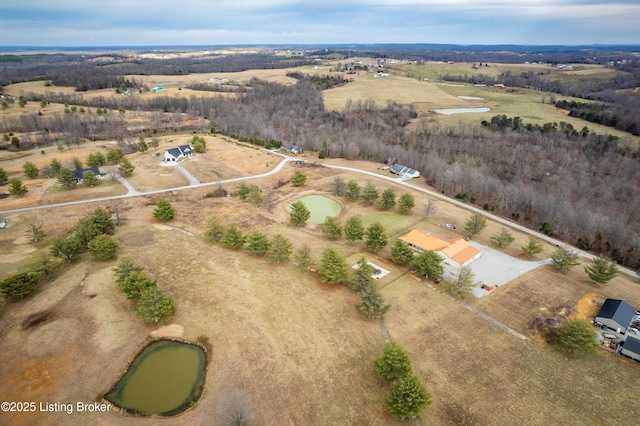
xmin=621 ymin=336 xmax=640 ymax=362
xmin=390 ymin=164 xmax=420 ymax=179
xmin=164 ymin=144 xmax=193 ymax=161
xmin=595 ymin=299 xmax=636 ymax=333
xmin=73 ymin=167 xmax=102 ymax=181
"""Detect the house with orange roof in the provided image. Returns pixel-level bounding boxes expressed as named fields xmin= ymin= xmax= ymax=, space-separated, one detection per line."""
xmin=399 ymin=229 xmax=482 ymax=268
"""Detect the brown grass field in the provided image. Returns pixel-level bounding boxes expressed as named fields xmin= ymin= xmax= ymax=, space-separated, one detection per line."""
xmin=2 ymin=61 xmax=640 ymax=424
xmin=1 ymin=139 xmax=640 ymax=424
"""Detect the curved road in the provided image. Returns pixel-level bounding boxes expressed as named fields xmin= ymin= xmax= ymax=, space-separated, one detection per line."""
xmin=1 ymin=150 xmax=637 ymax=279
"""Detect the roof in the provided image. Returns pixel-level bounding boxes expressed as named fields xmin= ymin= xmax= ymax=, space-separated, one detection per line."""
xmin=165 ymin=144 xmax=193 ymax=158
xmin=442 ymin=238 xmax=482 ymax=265
xmin=596 ymin=299 xmax=636 ymax=326
xmin=623 ymin=336 xmax=640 ymax=356
xmin=400 ymin=229 xmax=481 ymax=265
xmin=73 ymin=167 xmax=101 ymax=180
xmin=400 ymin=229 xmax=450 ymax=251
xmin=391 ymin=164 xmax=419 ymax=176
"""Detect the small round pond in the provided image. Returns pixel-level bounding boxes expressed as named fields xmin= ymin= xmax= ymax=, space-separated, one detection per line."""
xmin=286 ymin=195 xmax=342 ymax=224
xmin=105 ymin=340 xmax=206 ymax=416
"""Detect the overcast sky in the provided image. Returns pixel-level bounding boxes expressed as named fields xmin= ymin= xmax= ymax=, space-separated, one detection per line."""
xmin=1 ymin=0 xmax=638 ymax=46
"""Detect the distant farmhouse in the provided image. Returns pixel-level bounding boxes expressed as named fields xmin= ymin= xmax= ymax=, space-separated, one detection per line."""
xmin=594 ymin=299 xmax=636 ymax=333
xmin=163 ymin=144 xmax=194 ymax=162
xmin=374 ymin=71 xmax=390 ymax=78
xmin=151 ymin=86 xmax=164 ymax=93
xmin=391 ymin=164 xmax=420 ymax=179
xmin=400 ymin=229 xmax=482 ymax=268
xmin=73 ymin=167 xmax=105 ymax=183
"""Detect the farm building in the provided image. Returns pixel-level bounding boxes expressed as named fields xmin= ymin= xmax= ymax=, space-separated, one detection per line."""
xmin=621 ymin=336 xmax=640 ymax=362
xmin=391 ymin=164 xmax=420 ymax=179
xmin=594 ymin=299 xmax=636 ymax=333
xmin=151 ymin=86 xmax=164 ymax=92
xmin=73 ymin=167 xmax=104 ymax=183
xmin=164 ymin=145 xmax=194 ymax=162
xmin=399 ymin=229 xmax=482 ymax=268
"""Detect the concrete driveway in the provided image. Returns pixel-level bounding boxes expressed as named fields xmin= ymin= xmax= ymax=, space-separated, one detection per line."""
xmin=442 ymin=240 xmax=549 ymax=298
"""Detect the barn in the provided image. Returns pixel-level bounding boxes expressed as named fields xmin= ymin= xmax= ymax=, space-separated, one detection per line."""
xmin=621 ymin=336 xmax=640 ymax=362
xmin=594 ymin=299 xmax=636 ymax=333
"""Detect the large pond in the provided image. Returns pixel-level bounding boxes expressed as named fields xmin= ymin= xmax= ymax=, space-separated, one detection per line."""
xmin=105 ymin=340 xmax=206 ymax=416
xmin=286 ymin=195 xmax=342 ymax=224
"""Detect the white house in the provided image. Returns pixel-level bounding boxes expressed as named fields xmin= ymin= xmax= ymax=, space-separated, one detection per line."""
xmin=163 ymin=145 xmax=194 ymax=162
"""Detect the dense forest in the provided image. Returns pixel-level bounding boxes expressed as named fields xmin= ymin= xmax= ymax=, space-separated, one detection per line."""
xmin=3 ymin=74 xmax=639 ymax=269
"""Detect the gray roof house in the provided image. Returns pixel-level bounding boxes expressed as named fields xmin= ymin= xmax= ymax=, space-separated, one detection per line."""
xmin=390 ymin=164 xmax=420 ymax=179
xmin=164 ymin=145 xmax=194 ymax=162
xmin=595 ymin=299 xmax=636 ymax=333
xmin=621 ymin=336 xmax=640 ymax=362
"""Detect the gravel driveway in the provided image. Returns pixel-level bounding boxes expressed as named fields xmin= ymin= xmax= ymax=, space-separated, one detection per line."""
xmin=442 ymin=240 xmax=549 ymax=298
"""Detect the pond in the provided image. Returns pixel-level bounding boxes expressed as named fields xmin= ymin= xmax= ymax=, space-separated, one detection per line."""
xmin=105 ymin=340 xmax=206 ymax=416
xmin=286 ymin=195 xmax=342 ymax=224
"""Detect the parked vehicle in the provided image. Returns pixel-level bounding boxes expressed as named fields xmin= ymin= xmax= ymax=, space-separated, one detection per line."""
xmin=445 ymin=223 xmax=456 ymax=229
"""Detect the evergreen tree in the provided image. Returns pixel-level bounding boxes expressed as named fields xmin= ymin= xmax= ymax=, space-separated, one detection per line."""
xmin=88 ymin=234 xmax=119 ymax=261
xmin=356 ymin=284 xmax=391 ymax=319
xmin=221 ymin=224 xmax=246 ymax=249
xmin=385 ymin=375 xmax=432 ymax=420
xmin=8 ymin=178 xmax=28 ymax=196
xmin=82 ymin=170 xmax=100 ymax=187
xmin=318 ymin=247 xmax=349 ymax=284
xmin=584 ymin=256 xmax=618 ymax=286
xmin=361 ymin=182 xmax=379 ymax=205
xmin=23 ymin=161 xmax=39 ymax=179
xmin=345 ymin=179 xmax=360 ymax=201
xmin=121 ymin=270 xmax=156 ymax=300
xmin=521 ymin=237 xmax=544 ymax=259
xmin=291 ymin=169 xmax=307 ymax=186
xmin=118 ymin=157 xmax=135 ymax=176
xmin=113 ymin=259 xmax=144 ymax=285
xmin=136 ymin=287 xmax=176 ymax=324
xmin=268 ymin=234 xmax=293 ymax=263
xmin=322 ymin=216 xmax=343 ymax=240
xmin=365 ymin=222 xmax=387 ymax=253
xmin=288 ymin=200 xmax=311 ymax=227
xmin=464 ymin=213 xmax=487 ymax=238
xmin=0 ymin=272 xmax=40 ymax=299
xmin=350 ymin=257 xmax=375 ymax=294
xmin=204 ymin=215 xmax=225 ymax=243
xmin=153 ymin=199 xmax=175 ymax=221
xmin=557 ymin=318 xmax=599 ymax=355
xmin=249 ymin=187 xmax=263 ymax=207
xmin=49 ymin=158 xmax=63 ymax=174
xmin=374 ymin=342 xmax=413 ymax=383
xmin=86 ymin=152 xmax=106 ymax=167
xmin=343 ymin=215 xmax=365 ymax=245
xmin=92 ymin=207 xmax=115 ymax=234
xmin=72 ymin=217 xmax=101 ymax=248
xmin=398 ymin=193 xmax=415 ymax=214
xmin=489 ymin=227 xmax=515 ymax=248
xmin=50 ymin=234 xmax=82 ymax=263
xmin=237 ymin=182 xmax=251 ymax=201
xmin=106 ymin=148 xmax=124 ymax=164
xmin=294 ymin=244 xmax=315 ymax=272
xmin=391 ymin=240 xmax=415 ymax=266
xmin=137 ymin=136 xmax=149 ymax=152
xmin=56 ymin=167 xmax=77 ymax=189
xmin=414 ymin=250 xmax=444 ymax=280
xmin=550 ymin=247 xmax=580 ymax=272
xmin=71 ymin=156 xmax=83 ymax=171
xmin=246 ymin=231 xmax=271 ymax=256
xmin=28 ymin=254 xmax=64 ymax=280
xmin=0 ymin=167 xmax=8 ymax=185
xmin=378 ymin=187 xmax=396 ymax=209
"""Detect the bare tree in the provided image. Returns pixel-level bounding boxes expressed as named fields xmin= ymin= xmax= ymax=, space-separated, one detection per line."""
xmin=423 ymin=198 xmax=438 ymax=219
xmin=216 ymin=389 xmax=256 ymax=426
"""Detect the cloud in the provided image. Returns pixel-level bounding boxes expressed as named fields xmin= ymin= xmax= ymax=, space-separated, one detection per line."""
xmin=0 ymin=0 xmax=638 ymax=45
